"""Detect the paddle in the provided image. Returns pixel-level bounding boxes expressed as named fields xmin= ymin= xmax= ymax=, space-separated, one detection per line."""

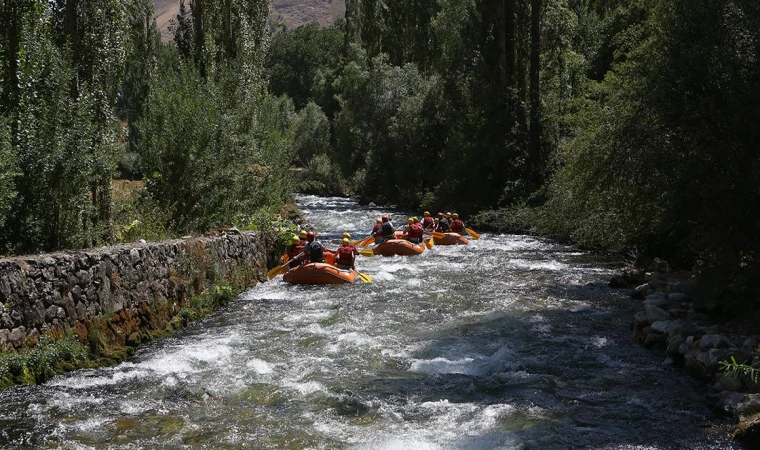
xmin=465 ymin=228 xmax=480 ymax=240
xmin=358 ymin=249 xmax=375 ymax=257
xmin=351 ymin=239 xmax=363 ymax=246
xmin=425 ymin=237 xmax=434 ymax=249
xmin=267 ymin=262 xmax=289 ymax=280
xmin=358 ymin=272 xmax=373 ymax=283
xmin=267 ymin=252 xmax=303 ymax=279
xmin=359 ymin=235 xmax=375 ymax=248
xmin=428 ymin=231 xmax=445 ymax=239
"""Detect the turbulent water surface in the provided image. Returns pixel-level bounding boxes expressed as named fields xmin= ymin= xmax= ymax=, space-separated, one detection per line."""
xmin=0 ymin=196 xmax=738 ymax=449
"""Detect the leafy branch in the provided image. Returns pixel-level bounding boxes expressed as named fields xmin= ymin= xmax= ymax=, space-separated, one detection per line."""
xmin=720 ymin=356 xmax=760 ymax=384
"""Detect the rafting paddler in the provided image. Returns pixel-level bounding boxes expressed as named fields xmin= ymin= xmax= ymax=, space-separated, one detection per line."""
xmin=303 ymin=231 xmax=326 ymax=263
xmin=436 ymin=212 xmax=451 ymax=232
xmin=421 ymin=211 xmax=435 ymax=232
xmin=285 ymin=235 xmax=304 ymax=268
xmin=335 ymin=238 xmax=357 ymax=270
xmin=375 ymin=215 xmax=395 ymax=244
xmin=342 ymin=233 xmax=358 ymax=255
xmin=405 ymin=217 xmax=424 ymax=244
xmin=370 ymin=218 xmax=382 ymax=237
xmin=450 ymin=213 xmax=465 ymax=234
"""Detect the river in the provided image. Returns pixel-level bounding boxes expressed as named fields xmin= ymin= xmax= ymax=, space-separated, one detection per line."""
xmin=0 ymin=195 xmax=739 ymax=449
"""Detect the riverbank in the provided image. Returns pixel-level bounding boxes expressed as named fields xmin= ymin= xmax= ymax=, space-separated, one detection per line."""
xmin=610 ymin=260 xmax=760 ymax=446
xmin=0 ymin=230 xmax=280 ymax=390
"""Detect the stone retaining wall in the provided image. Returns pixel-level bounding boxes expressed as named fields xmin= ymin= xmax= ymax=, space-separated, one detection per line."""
xmin=0 ymin=231 xmax=273 ymax=352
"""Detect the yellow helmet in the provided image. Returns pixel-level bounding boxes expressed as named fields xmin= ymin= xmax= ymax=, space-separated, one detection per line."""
xmin=413 ymin=217 xmax=419 ymax=223
xmin=376 ymin=218 xmax=382 ymax=223
xmin=342 ymin=232 xmax=351 ymax=239
xmin=446 ymin=212 xmax=452 ymax=218
xmin=434 ymin=218 xmax=440 ymax=223
xmin=291 ymin=235 xmax=300 ymax=244
xmin=407 ymin=218 xmax=414 ymax=224
xmin=424 ymin=211 xmax=430 ymax=216
xmin=299 ymin=230 xmax=307 ymax=239
xmin=453 ymin=213 xmax=459 ymax=219
xmin=341 ymin=238 xmax=350 ymax=245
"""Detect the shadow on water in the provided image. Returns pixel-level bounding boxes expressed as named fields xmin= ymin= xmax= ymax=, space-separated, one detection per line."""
xmin=337 ymin=282 xmax=740 ymax=449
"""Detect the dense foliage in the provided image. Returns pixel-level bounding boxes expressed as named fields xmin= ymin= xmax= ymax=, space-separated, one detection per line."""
xmin=0 ymin=0 xmax=294 ymax=253
xmin=268 ymin=0 xmax=760 ymax=319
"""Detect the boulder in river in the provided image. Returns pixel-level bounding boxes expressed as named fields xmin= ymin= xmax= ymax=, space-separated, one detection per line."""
xmin=733 ymin=413 xmax=760 ymax=447
xmin=644 ymin=305 xmax=670 ymax=323
xmin=643 ymin=292 xmax=668 ymax=307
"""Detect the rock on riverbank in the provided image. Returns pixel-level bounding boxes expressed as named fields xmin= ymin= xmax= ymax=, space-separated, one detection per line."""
xmin=616 ymin=258 xmax=760 ymax=445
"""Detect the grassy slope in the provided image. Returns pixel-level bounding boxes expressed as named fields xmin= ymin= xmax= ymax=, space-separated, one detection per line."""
xmin=153 ymin=0 xmax=346 ymax=41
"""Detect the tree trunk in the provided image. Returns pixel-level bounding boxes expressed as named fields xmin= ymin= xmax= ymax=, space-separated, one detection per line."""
xmin=223 ymin=0 xmax=233 ymax=60
xmin=191 ymin=0 xmax=205 ymax=78
xmin=64 ymin=0 xmax=80 ymax=96
xmin=529 ymin=0 xmax=542 ymax=186
xmin=504 ymin=0 xmax=516 ymax=91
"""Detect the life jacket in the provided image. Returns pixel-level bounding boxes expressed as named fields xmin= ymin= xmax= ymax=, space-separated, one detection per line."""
xmin=381 ymin=221 xmax=395 ymax=238
xmin=336 ymin=245 xmax=355 ymax=267
xmin=372 ymin=224 xmax=381 ymax=234
xmin=408 ymin=223 xmax=424 ymax=241
xmin=451 ymin=219 xmax=464 ymax=233
xmin=305 ymin=241 xmax=325 ymax=263
xmin=438 ymin=218 xmax=450 ymax=232
xmin=421 ymin=216 xmax=435 ymax=230
xmin=287 ymin=243 xmax=303 ymax=259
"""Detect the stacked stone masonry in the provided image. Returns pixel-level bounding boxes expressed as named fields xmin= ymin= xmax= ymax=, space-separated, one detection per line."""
xmin=0 ymin=231 xmax=270 ymax=351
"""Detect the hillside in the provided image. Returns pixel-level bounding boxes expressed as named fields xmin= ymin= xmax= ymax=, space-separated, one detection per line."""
xmin=153 ymin=0 xmax=345 ymax=41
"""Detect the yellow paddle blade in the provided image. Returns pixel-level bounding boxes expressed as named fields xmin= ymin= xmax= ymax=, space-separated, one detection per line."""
xmin=267 ymin=263 xmax=289 ymax=280
xmin=359 ymin=235 xmax=375 ymax=248
xmin=424 ymin=238 xmax=433 ymax=250
xmin=358 ymin=272 xmax=373 ymax=283
xmin=465 ymin=228 xmax=480 ymax=240
xmin=359 ymin=249 xmax=375 ymax=257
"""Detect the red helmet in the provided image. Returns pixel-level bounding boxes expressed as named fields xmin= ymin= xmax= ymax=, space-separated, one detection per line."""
xmin=306 ymin=231 xmax=315 ymax=242
xmin=382 ymin=215 xmax=389 ymax=222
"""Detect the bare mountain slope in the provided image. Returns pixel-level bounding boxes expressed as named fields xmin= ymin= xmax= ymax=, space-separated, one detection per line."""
xmin=153 ymin=0 xmax=345 ymax=42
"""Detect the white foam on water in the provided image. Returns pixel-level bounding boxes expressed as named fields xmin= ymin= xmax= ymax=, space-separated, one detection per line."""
xmin=405 ymin=278 xmax=423 ymax=287
xmin=303 ymin=323 xmax=329 ymax=335
xmin=509 ymin=259 xmax=568 ymax=272
xmin=589 ymin=336 xmax=610 ymax=348
xmin=73 ymin=417 xmax=110 ymax=433
xmin=49 ymin=366 xmax=149 ymax=389
xmin=282 ymin=379 xmax=327 ymax=396
xmin=409 ymin=357 xmax=477 ymax=375
xmin=373 ymin=271 xmax=397 ymax=282
xmin=336 ymin=331 xmax=378 ymax=348
xmin=242 ymin=284 xmax=292 ymax=301
xmin=246 ymin=358 xmax=274 ymax=374
xmin=119 ymin=401 xmax=150 ymax=415
xmin=351 ymin=437 xmax=442 ymax=450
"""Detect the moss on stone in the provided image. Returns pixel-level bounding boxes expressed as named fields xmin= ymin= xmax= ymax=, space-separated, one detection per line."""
xmin=733 ymin=413 xmax=760 ymax=445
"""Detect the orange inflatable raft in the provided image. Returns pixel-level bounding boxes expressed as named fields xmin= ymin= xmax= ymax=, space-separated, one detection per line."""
xmin=373 ymin=239 xmax=426 ymax=256
xmin=433 ymin=232 xmax=469 ymax=246
xmin=283 ymin=262 xmax=359 ymax=285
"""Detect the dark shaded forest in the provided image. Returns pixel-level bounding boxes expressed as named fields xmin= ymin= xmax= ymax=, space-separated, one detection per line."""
xmin=1 ymin=0 xmax=759 ymax=320
xmin=268 ymin=0 xmax=760 ymax=320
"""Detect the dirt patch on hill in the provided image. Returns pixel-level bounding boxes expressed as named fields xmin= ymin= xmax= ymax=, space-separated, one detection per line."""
xmin=153 ymin=0 xmax=345 ymax=42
